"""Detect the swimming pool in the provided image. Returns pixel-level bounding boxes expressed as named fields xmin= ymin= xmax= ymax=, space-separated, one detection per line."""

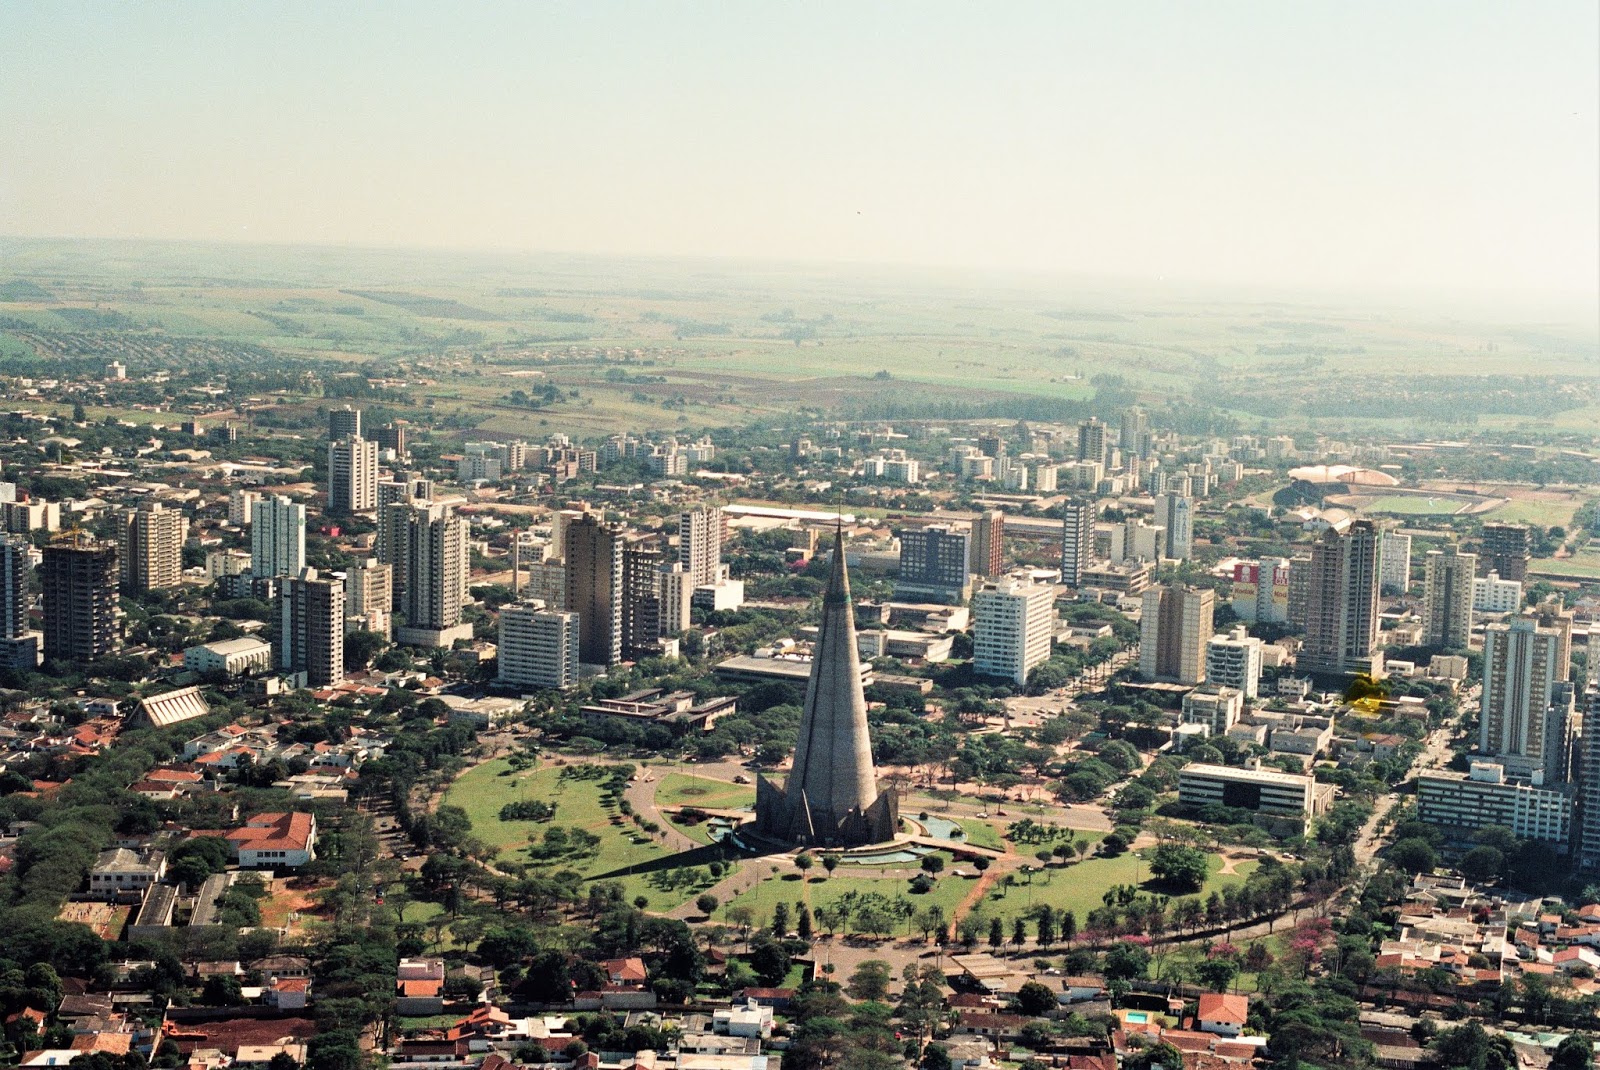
xmin=1124 ymin=1012 xmax=1150 ymax=1024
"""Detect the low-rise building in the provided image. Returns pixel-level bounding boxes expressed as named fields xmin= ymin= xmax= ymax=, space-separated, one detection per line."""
xmin=1417 ymin=763 xmax=1573 ymax=848
xmin=1178 ymin=762 xmax=1335 ymax=819
xmin=226 ymin=811 xmax=318 ymax=868
xmin=1180 ymin=687 xmax=1244 ymax=736
xmin=183 ymin=636 xmax=274 ymax=676
xmin=88 ymin=848 xmax=166 ymax=901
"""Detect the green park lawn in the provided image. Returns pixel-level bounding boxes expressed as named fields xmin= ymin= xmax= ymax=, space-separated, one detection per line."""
xmin=655 ymin=772 xmax=756 ymax=810
xmin=1531 ymin=550 xmax=1600 ymax=579
xmin=976 ymin=849 xmax=1257 ymax=929
xmin=720 ymin=858 xmax=971 ymax=936
xmin=442 ymin=758 xmax=734 ymax=912
xmin=958 ymin=820 xmax=1005 ymax=851
xmin=1362 ymin=494 xmax=1468 ymax=516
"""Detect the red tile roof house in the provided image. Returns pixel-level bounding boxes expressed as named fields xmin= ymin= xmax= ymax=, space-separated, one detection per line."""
xmin=1195 ymin=993 xmax=1249 ymax=1038
xmin=600 ymin=958 xmax=648 ymax=985
xmin=226 ymin=812 xmax=317 ymax=868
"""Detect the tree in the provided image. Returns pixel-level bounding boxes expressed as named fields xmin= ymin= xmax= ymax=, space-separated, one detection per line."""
xmin=1194 ymin=957 xmax=1238 ymax=993
xmin=921 ymin=1044 xmax=953 ymax=1070
xmin=795 ymin=853 xmax=815 ymax=874
xmin=269 ymin=1053 xmax=302 ymax=1070
xmin=989 ymin=917 xmax=1004 ymax=949
xmin=202 ymin=974 xmax=245 ymax=1006
xmin=748 ymin=937 xmax=791 ymax=987
xmin=1389 ymin=837 xmax=1439 ymax=875
xmin=772 ymin=902 xmax=791 ymax=936
xmin=1102 ymin=944 xmax=1151 ymax=982
xmin=1061 ymin=910 xmax=1078 ymax=943
xmin=847 ymin=960 xmax=893 ymax=1002
xmin=1551 ymin=1034 xmax=1593 ymax=1070
xmin=1012 ymin=918 xmax=1028 ymax=948
xmin=796 ymin=904 xmax=813 ymax=941
xmin=1460 ymin=845 xmax=1505 ymax=884
xmin=1149 ymin=843 xmax=1210 ymax=892
xmin=920 ymin=854 xmax=946 ymax=875
xmin=695 ymin=894 xmax=719 ymax=917
xmin=1015 ymin=980 xmax=1056 ymax=1017
xmin=823 ymin=854 xmax=840 ymax=877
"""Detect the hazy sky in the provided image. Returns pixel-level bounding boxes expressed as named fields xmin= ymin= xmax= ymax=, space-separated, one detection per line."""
xmin=2 ymin=2 xmax=1596 ymax=301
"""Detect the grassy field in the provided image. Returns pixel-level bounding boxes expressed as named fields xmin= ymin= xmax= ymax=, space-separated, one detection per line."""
xmin=974 ymin=849 xmax=1257 ymax=928
xmin=958 ymin=819 xmax=1005 ymax=851
xmin=656 ymin=773 xmax=756 ymax=810
xmin=1531 ymin=552 xmax=1600 ymax=579
xmin=1490 ymin=497 xmax=1587 ymax=528
xmin=720 ymin=859 xmax=971 ymax=935
xmin=1361 ymin=494 xmax=1471 ymax=516
xmin=443 ymin=757 xmax=734 ymax=911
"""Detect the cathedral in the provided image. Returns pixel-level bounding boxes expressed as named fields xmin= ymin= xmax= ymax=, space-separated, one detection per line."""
xmin=754 ymin=526 xmax=899 ymax=847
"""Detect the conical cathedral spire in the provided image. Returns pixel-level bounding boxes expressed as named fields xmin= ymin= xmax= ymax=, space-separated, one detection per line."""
xmin=754 ymin=522 xmax=898 ymax=846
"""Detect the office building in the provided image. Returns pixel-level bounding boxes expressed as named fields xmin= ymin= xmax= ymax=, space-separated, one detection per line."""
xmin=1379 ymin=530 xmax=1412 ymax=594
xmin=228 ymin=488 xmax=258 ymax=527
xmin=659 ymin=562 xmax=695 ymax=635
xmin=1178 ymin=763 xmax=1334 ymax=820
xmin=498 ymin=601 xmax=579 ymax=691
xmin=1473 ymin=571 xmax=1523 ymax=614
xmin=754 ymin=528 xmax=898 ymax=847
xmin=1206 ymin=625 xmax=1264 ymax=698
xmin=1076 ymin=418 xmax=1109 ymax=466
xmin=972 ymin=578 xmax=1055 ymax=686
xmin=1298 ymin=520 xmax=1379 ymax=676
xmin=250 ymin=495 xmax=306 ymax=579
xmin=1139 ymin=584 xmax=1214 ymax=685
xmin=391 ymin=502 xmax=472 ymax=648
xmin=116 ymin=502 xmax=186 ymax=592
xmin=41 ymin=539 xmax=119 ymax=664
xmin=280 ymin=568 xmax=345 ymax=688
xmin=896 ymin=525 xmax=971 ymax=604
xmin=1481 ymin=613 xmax=1573 ymax=784
xmin=1059 ymin=499 xmax=1094 ymax=587
xmin=327 ymin=435 xmax=379 ymax=515
xmin=0 ymin=533 xmax=40 ymax=669
xmin=969 ymin=510 xmax=1005 ymax=579
xmin=1480 ymin=522 xmax=1531 ymax=583
xmin=1423 ymin=546 xmax=1477 ymax=650
xmin=1154 ymin=492 xmax=1194 ymax=560
xmin=679 ymin=506 xmax=724 ymax=587
xmin=564 ymin=510 xmax=626 ymax=666
xmin=1417 ymin=763 xmax=1572 ymax=847
xmin=328 ymin=405 xmax=362 ymax=441
xmin=1231 ymin=558 xmax=1291 ymax=624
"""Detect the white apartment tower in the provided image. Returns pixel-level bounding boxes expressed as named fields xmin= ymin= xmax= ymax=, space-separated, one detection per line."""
xmin=117 ymin=502 xmax=187 ymax=592
xmin=679 ymin=506 xmax=724 ymax=587
xmin=1060 ymin=499 xmax=1094 ymax=587
xmin=972 ymin=579 xmax=1055 ymax=686
xmin=280 ymin=568 xmax=345 ymax=689
xmin=1140 ymin=584 xmax=1214 ymax=685
xmin=328 ymin=435 xmax=379 ymax=515
xmin=498 ymin=601 xmax=580 ymax=690
xmin=1481 ymin=613 xmax=1573 ymax=784
xmin=1379 ymin=530 xmax=1412 ymax=593
xmin=228 ymin=489 xmax=259 ymax=527
xmin=1206 ymin=625 xmax=1264 ymax=698
xmin=251 ymin=495 xmax=307 ymax=579
xmin=1154 ymin=493 xmax=1195 ymax=561
xmin=392 ymin=502 xmax=472 ymax=648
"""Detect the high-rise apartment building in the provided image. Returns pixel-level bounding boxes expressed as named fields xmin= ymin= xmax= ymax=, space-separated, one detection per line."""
xmin=1481 ymin=613 xmax=1573 ymax=784
xmin=373 ymin=422 xmax=407 ymax=456
xmin=621 ymin=540 xmax=664 ymax=659
xmin=1059 ymin=499 xmax=1094 ymax=587
xmin=228 ymin=488 xmax=258 ymax=527
xmin=1379 ymin=530 xmax=1412 ymax=594
xmin=1121 ymin=406 xmax=1150 ymax=460
xmin=328 ymin=405 xmax=362 ymax=442
xmin=896 ymin=525 xmax=971 ymax=604
xmin=1076 ymin=418 xmax=1109 ymax=466
xmin=251 ymin=495 xmax=307 ymax=579
xmin=564 ymin=510 xmax=625 ymax=666
xmin=280 ymin=568 xmax=345 ymax=688
xmin=327 ymin=435 xmax=379 ymax=515
xmin=0 ymin=534 xmax=40 ymax=669
xmin=1423 ymin=546 xmax=1477 ymax=649
xmin=41 ymin=539 xmax=119 ymax=664
xmin=1154 ymin=492 xmax=1195 ymax=560
xmin=343 ymin=558 xmax=392 ymax=638
xmin=116 ymin=502 xmax=186 ymax=593
xmin=498 ymin=601 xmax=579 ymax=690
xmin=659 ymin=562 xmax=695 ymax=635
xmin=1139 ymin=584 xmax=1214 ymax=685
xmin=678 ymin=506 xmax=723 ymax=587
xmin=1480 ymin=522 xmax=1531 ymax=583
xmin=1298 ymin=520 xmax=1379 ymax=676
xmin=969 ymin=510 xmax=1005 ymax=579
xmin=1578 ymin=688 xmax=1600 ymax=871
xmin=1231 ymin=558 xmax=1291 ymax=623
xmin=391 ymin=502 xmax=472 ymax=648
xmin=1206 ymin=625 xmax=1264 ymax=698
xmin=972 ymin=579 xmax=1055 ymax=686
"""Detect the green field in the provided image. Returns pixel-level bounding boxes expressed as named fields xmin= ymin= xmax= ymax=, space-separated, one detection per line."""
xmin=443 ymin=758 xmax=735 ymax=911
xmin=1362 ymin=495 xmax=1470 ymax=516
xmin=721 ymin=859 xmax=971 ymax=936
xmin=958 ymin=819 xmax=1005 ymax=851
xmin=974 ymin=849 xmax=1257 ymax=928
xmin=656 ymin=773 xmax=756 ymax=810
xmin=1490 ymin=498 xmax=1587 ymax=528
xmin=1531 ymin=552 xmax=1600 ymax=579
